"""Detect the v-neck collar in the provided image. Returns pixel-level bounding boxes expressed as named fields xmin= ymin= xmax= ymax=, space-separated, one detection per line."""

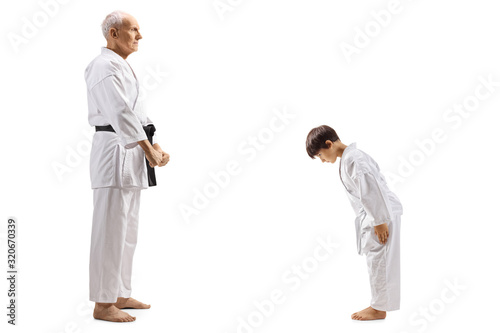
xmin=100 ymin=47 xmax=140 ymax=109
xmin=101 ymin=47 xmax=137 ymax=79
xmin=339 ymin=142 xmax=360 ymax=197
xmin=342 ymin=142 xmax=357 ymax=159
xmin=339 ymin=142 xmax=357 ymax=180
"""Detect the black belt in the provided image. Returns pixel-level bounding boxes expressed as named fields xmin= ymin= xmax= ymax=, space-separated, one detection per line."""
xmin=95 ymin=124 xmax=157 ymax=187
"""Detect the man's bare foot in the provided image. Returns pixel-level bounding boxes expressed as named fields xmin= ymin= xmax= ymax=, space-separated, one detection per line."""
xmin=114 ymin=297 xmax=151 ymax=309
xmin=93 ymin=303 xmax=136 ymax=322
xmin=351 ymin=306 xmax=386 ymax=320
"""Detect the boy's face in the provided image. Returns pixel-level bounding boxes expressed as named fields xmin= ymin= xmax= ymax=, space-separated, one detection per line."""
xmin=316 ymin=140 xmax=338 ymax=164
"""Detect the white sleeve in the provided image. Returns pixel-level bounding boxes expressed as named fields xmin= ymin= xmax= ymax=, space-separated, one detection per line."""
xmin=353 ymin=171 xmax=393 ymax=227
xmin=89 ymin=74 xmax=147 ymax=148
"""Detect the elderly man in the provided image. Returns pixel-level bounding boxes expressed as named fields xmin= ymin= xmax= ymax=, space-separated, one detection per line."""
xmin=84 ymin=11 xmax=169 ymax=322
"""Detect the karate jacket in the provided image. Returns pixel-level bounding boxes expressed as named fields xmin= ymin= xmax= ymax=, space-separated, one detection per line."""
xmin=85 ymin=47 xmax=156 ymax=189
xmin=339 ymin=143 xmax=403 ymax=254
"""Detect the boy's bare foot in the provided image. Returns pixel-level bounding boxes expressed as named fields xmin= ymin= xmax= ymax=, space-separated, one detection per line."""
xmin=93 ymin=303 xmax=136 ymax=322
xmin=114 ymin=297 xmax=151 ymax=309
xmin=351 ymin=306 xmax=386 ymax=320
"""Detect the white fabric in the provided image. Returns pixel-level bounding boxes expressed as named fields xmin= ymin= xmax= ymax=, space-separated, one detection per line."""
xmin=85 ymin=47 xmax=156 ymax=189
xmin=339 ymin=142 xmax=403 ymax=254
xmin=365 ymin=214 xmax=401 ymax=311
xmin=89 ymin=187 xmax=141 ymax=303
xmin=339 ymin=142 xmax=403 ymax=311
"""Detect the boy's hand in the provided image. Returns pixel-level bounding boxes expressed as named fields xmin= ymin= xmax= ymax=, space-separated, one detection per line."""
xmin=374 ymin=223 xmax=389 ymax=244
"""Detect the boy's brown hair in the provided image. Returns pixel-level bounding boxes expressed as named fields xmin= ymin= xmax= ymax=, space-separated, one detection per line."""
xmin=306 ymin=125 xmax=340 ymax=158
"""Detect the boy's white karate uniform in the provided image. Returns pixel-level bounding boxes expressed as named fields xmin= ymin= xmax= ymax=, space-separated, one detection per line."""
xmin=339 ymin=143 xmax=403 ymax=311
xmin=85 ymin=47 xmax=156 ymax=302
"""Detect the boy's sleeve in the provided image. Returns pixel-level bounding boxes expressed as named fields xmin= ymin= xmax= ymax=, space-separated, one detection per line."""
xmin=352 ymin=171 xmax=393 ymax=227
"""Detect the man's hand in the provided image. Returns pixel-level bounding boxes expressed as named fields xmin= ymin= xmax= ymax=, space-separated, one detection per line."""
xmin=374 ymin=223 xmax=389 ymax=244
xmin=138 ymin=140 xmax=163 ymax=167
xmin=159 ymin=151 xmax=170 ymax=166
xmin=153 ymin=143 xmax=170 ymax=167
xmin=145 ymin=148 xmax=163 ymax=167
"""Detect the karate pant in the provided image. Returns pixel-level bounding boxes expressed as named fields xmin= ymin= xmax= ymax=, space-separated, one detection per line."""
xmin=364 ymin=214 xmax=401 ymax=311
xmin=89 ymin=187 xmax=142 ymax=303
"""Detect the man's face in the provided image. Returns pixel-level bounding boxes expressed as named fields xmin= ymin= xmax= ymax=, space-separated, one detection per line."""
xmin=112 ymin=15 xmax=142 ymax=55
xmin=316 ymin=141 xmax=338 ymax=164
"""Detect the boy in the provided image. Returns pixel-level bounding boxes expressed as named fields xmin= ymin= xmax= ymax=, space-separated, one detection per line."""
xmin=306 ymin=125 xmax=403 ymax=320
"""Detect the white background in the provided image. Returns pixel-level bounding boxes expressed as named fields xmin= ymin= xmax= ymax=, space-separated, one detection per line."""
xmin=1 ymin=0 xmax=500 ymax=332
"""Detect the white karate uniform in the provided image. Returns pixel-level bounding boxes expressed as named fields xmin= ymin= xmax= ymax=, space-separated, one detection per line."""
xmin=85 ymin=47 xmax=157 ymax=190
xmin=85 ymin=47 xmax=155 ymax=302
xmin=339 ymin=143 xmax=403 ymax=311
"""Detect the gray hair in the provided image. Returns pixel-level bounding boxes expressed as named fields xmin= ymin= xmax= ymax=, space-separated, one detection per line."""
xmin=101 ymin=11 xmax=127 ymax=40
